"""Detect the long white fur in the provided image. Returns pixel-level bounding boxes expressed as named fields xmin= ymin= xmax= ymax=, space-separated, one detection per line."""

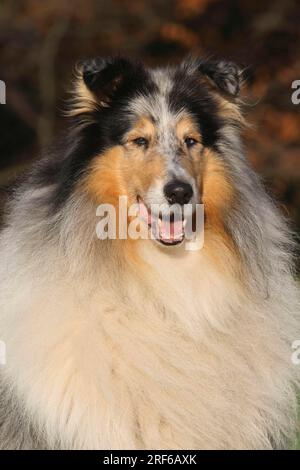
xmin=0 ymin=182 xmax=299 ymax=449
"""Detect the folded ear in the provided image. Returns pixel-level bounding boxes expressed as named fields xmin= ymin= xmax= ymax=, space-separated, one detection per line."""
xmin=69 ymin=57 xmax=138 ymax=116
xmin=182 ymin=57 xmax=243 ymax=97
xmin=199 ymin=59 xmax=243 ymax=96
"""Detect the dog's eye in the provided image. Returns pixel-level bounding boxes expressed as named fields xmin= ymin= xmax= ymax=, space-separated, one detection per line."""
xmin=184 ymin=137 xmax=198 ymax=148
xmin=133 ymin=137 xmax=149 ymax=148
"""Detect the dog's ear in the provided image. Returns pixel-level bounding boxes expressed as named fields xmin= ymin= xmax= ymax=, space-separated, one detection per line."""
xmin=81 ymin=57 xmax=136 ymax=101
xmin=69 ymin=57 xmax=138 ymax=116
xmin=182 ymin=57 xmax=243 ymax=97
xmin=198 ymin=59 xmax=242 ymax=96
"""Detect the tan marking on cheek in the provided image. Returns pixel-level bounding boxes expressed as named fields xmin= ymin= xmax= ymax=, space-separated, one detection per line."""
xmin=84 ymin=146 xmax=127 ymax=205
xmin=200 ymin=151 xmax=242 ymax=278
xmin=84 ymin=144 xmax=165 ymax=227
xmin=83 ymin=147 xmax=147 ymax=259
xmin=122 ymin=151 xmax=166 ymax=199
xmin=201 ymin=149 xmax=233 ymax=210
xmin=201 ymin=148 xmax=235 ymax=251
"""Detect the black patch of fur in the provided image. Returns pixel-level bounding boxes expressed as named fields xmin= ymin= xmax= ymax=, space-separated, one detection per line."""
xmin=169 ymin=68 xmax=223 ymax=149
xmin=81 ymin=57 xmax=143 ymax=104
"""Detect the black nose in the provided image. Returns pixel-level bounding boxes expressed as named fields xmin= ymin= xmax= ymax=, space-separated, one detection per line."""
xmin=164 ymin=180 xmax=193 ymax=205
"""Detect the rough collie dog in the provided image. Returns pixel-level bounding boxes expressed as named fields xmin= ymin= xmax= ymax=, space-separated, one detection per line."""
xmin=0 ymin=56 xmax=299 ymax=450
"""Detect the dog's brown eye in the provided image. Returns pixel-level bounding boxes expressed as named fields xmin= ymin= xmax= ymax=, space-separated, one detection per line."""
xmin=184 ymin=137 xmax=198 ymax=148
xmin=133 ymin=137 xmax=149 ymax=148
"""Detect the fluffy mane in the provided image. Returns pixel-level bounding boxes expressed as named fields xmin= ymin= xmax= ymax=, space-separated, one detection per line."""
xmin=0 ymin=56 xmax=299 ymax=449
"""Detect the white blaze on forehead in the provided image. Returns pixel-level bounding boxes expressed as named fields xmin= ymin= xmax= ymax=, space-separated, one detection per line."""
xmin=151 ymin=69 xmax=175 ymax=153
xmin=151 ymin=68 xmax=173 ymax=94
xmin=128 ymin=68 xmax=187 ymax=168
xmin=128 ymin=68 xmax=184 ymax=157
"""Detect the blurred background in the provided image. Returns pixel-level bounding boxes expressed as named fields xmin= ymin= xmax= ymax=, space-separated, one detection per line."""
xmin=0 ymin=0 xmax=299 ymax=238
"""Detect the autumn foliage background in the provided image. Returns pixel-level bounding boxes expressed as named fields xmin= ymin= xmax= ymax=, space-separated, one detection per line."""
xmin=0 ymin=0 xmax=299 ymax=240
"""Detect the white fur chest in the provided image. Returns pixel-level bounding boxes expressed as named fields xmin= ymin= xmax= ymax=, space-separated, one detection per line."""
xmin=0 ymin=239 xmax=297 ymax=449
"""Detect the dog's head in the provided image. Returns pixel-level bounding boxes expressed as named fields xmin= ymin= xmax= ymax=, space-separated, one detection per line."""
xmin=64 ymin=56 xmax=244 ymax=248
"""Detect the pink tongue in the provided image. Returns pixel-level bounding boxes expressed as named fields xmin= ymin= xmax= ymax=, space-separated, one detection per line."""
xmin=138 ymin=199 xmax=183 ymax=241
xmin=160 ymin=219 xmax=183 ymax=240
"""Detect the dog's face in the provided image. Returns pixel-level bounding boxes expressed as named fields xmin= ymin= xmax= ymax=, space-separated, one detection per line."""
xmin=67 ymin=57 xmax=244 ymax=248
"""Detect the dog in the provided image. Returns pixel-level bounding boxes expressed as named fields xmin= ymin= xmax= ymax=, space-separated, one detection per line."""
xmin=0 ymin=56 xmax=299 ymax=449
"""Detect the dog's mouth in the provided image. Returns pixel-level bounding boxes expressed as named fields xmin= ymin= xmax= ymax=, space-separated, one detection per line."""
xmin=137 ymin=196 xmax=185 ymax=246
